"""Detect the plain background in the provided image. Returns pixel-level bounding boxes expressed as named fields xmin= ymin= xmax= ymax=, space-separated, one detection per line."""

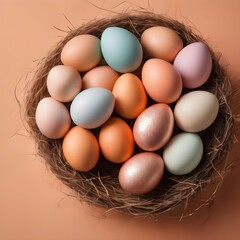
xmin=1 ymin=0 xmax=240 ymax=239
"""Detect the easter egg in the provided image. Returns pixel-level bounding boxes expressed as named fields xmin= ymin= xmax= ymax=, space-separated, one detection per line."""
xmin=174 ymin=90 xmax=219 ymax=132
xmin=62 ymin=126 xmax=99 ymax=172
xmin=35 ymin=97 xmax=71 ymax=139
xmin=99 ymin=117 xmax=134 ymax=163
xmin=173 ymin=42 xmax=212 ymax=88
xmin=47 ymin=65 xmax=82 ymax=102
xmin=101 ymin=27 xmax=143 ymax=73
xmin=133 ymin=104 xmax=174 ymax=151
xmin=118 ymin=152 xmax=164 ymax=195
xmin=141 ymin=26 xmax=183 ymax=62
xmin=61 ymin=34 xmax=102 ymax=72
xmin=112 ymin=73 xmax=147 ymax=119
xmin=142 ymin=58 xmax=182 ymax=103
xmin=163 ymin=133 xmax=203 ymax=175
xmin=70 ymin=88 xmax=115 ymax=129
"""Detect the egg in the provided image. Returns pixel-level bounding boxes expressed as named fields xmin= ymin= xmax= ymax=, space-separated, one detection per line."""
xmin=46 ymin=65 xmax=82 ymax=102
xmin=101 ymin=27 xmax=143 ymax=73
xmin=99 ymin=117 xmax=134 ymax=163
xmin=173 ymin=42 xmax=212 ymax=88
xmin=141 ymin=26 xmax=183 ymax=62
xmin=118 ymin=152 xmax=164 ymax=195
xmin=61 ymin=34 xmax=102 ymax=72
xmin=82 ymin=66 xmax=120 ymax=91
xmin=163 ymin=133 xmax=203 ymax=175
xmin=62 ymin=126 xmax=99 ymax=171
xmin=70 ymin=88 xmax=115 ymax=129
xmin=112 ymin=73 xmax=147 ymax=119
xmin=35 ymin=97 xmax=71 ymax=139
xmin=174 ymin=90 xmax=219 ymax=132
xmin=133 ymin=104 xmax=174 ymax=151
xmin=142 ymin=59 xmax=182 ymax=103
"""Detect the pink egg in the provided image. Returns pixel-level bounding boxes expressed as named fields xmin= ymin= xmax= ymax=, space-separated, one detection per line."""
xmin=133 ymin=104 xmax=174 ymax=151
xmin=118 ymin=152 xmax=164 ymax=195
xmin=173 ymin=42 xmax=212 ymax=89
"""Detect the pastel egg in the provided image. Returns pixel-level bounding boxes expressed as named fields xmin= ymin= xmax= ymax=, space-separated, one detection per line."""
xmin=133 ymin=104 xmax=174 ymax=151
xmin=101 ymin=27 xmax=143 ymax=73
xmin=99 ymin=117 xmax=134 ymax=163
xmin=62 ymin=126 xmax=99 ymax=172
xmin=61 ymin=34 xmax=102 ymax=72
xmin=163 ymin=133 xmax=203 ymax=175
xmin=173 ymin=42 xmax=212 ymax=88
xmin=70 ymin=88 xmax=115 ymax=129
xmin=141 ymin=26 xmax=183 ymax=62
xmin=35 ymin=97 xmax=71 ymax=139
xmin=82 ymin=66 xmax=120 ymax=91
xmin=118 ymin=152 xmax=164 ymax=195
xmin=112 ymin=73 xmax=147 ymax=119
xmin=142 ymin=59 xmax=182 ymax=103
xmin=47 ymin=65 xmax=82 ymax=102
xmin=174 ymin=90 xmax=219 ymax=132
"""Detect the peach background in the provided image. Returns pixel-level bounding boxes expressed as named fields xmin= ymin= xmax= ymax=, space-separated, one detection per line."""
xmin=1 ymin=0 xmax=240 ymax=240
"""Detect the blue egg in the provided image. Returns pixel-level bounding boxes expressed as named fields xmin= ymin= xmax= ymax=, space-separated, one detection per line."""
xmin=70 ymin=88 xmax=115 ymax=129
xmin=101 ymin=27 xmax=143 ymax=73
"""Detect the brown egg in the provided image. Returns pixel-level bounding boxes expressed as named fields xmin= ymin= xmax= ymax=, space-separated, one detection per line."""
xmin=133 ymin=104 xmax=174 ymax=151
xmin=99 ymin=117 xmax=134 ymax=163
xmin=61 ymin=34 xmax=102 ymax=72
xmin=118 ymin=152 xmax=164 ymax=195
xmin=62 ymin=126 xmax=99 ymax=171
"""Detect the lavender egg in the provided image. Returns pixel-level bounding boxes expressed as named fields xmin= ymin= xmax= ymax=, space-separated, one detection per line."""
xmin=118 ymin=152 xmax=164 ymax=195
xmin=133 ymin=103 xmax=174 ymax=151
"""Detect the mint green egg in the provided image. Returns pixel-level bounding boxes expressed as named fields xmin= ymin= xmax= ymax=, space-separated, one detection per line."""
xmin=101 ymin=27 xmax=143 ymax=73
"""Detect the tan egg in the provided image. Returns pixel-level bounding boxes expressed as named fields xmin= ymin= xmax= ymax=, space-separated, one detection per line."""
xmin=47 ymin=65 xmax=82 ymax=102
xmin=141 ymin=26 xmax=183 ymax=62
xmin=99 ymin=117 xmax=134 ymax=163
xmin=61 ymin=34 xmax=102 ymax=72
xmin=82 ymin=66 xmax=120 ymax=91
xmin=62 ymin=126 xmax=99 ymax=172
xmin=112 ymin=73 xmax=147 ymax=119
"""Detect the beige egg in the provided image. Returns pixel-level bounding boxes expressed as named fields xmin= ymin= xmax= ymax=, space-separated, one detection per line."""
xmin=47 ymin=65 xmax=82 ymax=102
xmin=61 ymin=34 xmax=102 ymax=72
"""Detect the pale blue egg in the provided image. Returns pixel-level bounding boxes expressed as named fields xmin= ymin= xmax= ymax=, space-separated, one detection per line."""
xmin=70 ymin=88 xmax=115 ymax=129
xmin=101 ymin=27 xmax=143 ymax=73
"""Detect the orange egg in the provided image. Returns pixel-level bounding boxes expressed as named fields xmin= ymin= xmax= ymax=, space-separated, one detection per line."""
xmin=99 ymin=117 xmax=134 ymax=163
xmin=112 ymin=73 xmax=147 ymax=119
xmin=142 ymin=59 xmax=182 ymax=103
xmin=62 ymin=126 xmax=99 ymax=171
xmin=82 ymin=66 xmax=120 ymax=91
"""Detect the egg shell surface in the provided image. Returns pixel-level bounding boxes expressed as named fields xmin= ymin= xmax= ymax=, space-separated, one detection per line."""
xmin=163 ymin=132 xmax=203 ymax=175
xmin=35 ymin=97 xmax=71 ymax=139
xmin=173 ymin=42 xmax=212 ymax=88
xmin=112 ymin=73 xmax=147 ymax=119
xmin=174 ymin=90 xmax=219 ymax=132
xmin=62 ymin=126 xmax=99 ymax=172
xmin=118 ymin=152 xmax=164 ymax=195
xmin=70 ymin=88 xmax=115 ymax=129
xmin=99 ymin=117 xmax=134 ymax=163
xmin=101 ymin=27 xmax=143 ymax=73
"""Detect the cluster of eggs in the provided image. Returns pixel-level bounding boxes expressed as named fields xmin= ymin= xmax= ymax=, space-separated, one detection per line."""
xmin=35 ymin=26 xmax=219 ymax=195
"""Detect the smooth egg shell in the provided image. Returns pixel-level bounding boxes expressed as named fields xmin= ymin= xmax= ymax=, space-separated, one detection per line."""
xmin=133 ymin=103 xmax=174 ymax=151
xmin=142 ymin=59 xmax=182 ymax=103
xmin=119 ymin=152 xmax=164 ymax=195
xmin=174 ymin=90 xmax=219 ymax=132
xmin=163 ymin=133 xmax=203 ymax=175
xmin=99 ymin=117 xmax=134 ymax=163
xmin=112 ymin=73 xmax=147 ymax=119
xmin=35 ymin=97 xmax=71 ymax=139
xmin=62 ymin=126 xmax=99 ymax=171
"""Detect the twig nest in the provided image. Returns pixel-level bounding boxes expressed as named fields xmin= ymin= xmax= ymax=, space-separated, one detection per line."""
xmin=25 ymin=12 xmax=234 ymax=217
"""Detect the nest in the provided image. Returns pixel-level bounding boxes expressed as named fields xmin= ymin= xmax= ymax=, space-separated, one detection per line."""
xmin=24 ymin=12 xmax=234 ymax=217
